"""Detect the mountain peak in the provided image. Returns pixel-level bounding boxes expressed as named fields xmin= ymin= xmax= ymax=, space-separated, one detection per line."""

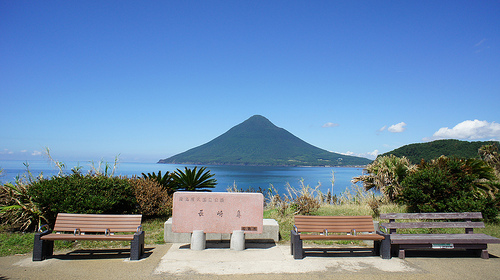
xmin=159 ymin=115 xmax=371 ymax=166
xmin=231 ymin=115 xmax=279 ymax=132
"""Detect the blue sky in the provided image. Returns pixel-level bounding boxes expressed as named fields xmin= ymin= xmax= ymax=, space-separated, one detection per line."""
xmin=1 ymin=1 xmax=499 ymax=163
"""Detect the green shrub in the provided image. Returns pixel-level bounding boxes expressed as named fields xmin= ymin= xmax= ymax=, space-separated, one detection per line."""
xmin=28 ymin=173 xmax=137 ymax=225
xmin=398 ymin=157 xmax=499 ymax=221
xmin=129 ymin=178 xmax=172 ymax=218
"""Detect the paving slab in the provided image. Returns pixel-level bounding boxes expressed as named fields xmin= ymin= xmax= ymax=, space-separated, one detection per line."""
xmin=154 ymin=243 xmax=415 ymax=275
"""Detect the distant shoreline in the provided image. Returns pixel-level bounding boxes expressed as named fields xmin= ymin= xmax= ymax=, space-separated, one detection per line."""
xmin=157 ymin=161 xmax=368 ymax=168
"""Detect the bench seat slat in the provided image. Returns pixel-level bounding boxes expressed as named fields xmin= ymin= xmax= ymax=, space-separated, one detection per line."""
xmin=380 ymin=222 xmax=485 ymax=229
xmin=40 ymin=233 xmax=135 ymax=241
xmin=380 ymin=212 xmax=483 ymax=220
xmin=298 ymin=234 xmax=384 ymax=241
xmin=56 ymin=213 xmax=142 ymax=219
xmin=296 ymin=227 xmax=378 ymax=233
xmin=55 ymin=219 xmax=142 ymax=224
xmin=389 ymin=233 xmax=500 ymax=244
xmin=54 ymin=227 xmax=140 ymax=233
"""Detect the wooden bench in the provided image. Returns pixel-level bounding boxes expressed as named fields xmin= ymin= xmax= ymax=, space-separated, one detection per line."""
xmin=291 ymin=215 xmax=389 ymax=259
xmin=33 ymin=213 xmax=145 ymax=261
xmin=379 ymin=212 xmax=500 ymax=259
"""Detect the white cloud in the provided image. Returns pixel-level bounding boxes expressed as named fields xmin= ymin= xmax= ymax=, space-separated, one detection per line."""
xmin=378 ymin=125 xmax=387 ymax=132
xmin=20 ymin=150 xmax=27 ymax=153
xmin=32 ymin=150 xmax=42 ymax=156
xmin=475 ymin=38 xmax=486 ymax=47
xmin=339 ymin=150 xmax=378 ymax=160
xmin=388 ymin=122 xmax=407 ymax=133
xmin=322 ymin=122 xmax=339 ymax=128
xmin=426 ymin=120 xmax=500 ymax=141
xmin=366 ymin=150 xmax=379 ymax=158
xmin=1 ymin=149 xmax=13 ymax=155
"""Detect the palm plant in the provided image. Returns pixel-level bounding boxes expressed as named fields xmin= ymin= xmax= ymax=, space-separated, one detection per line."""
xmin=352 ymin=155 xmax=416 ymax=201
xmin=479 ymin=144 xmax=500 ymax=180
xmin=172 ymin=167 xmax=217 ymax=192
xmin=141 ymin=170 xmax=178 ymax=195
xmin=430 ymin=156 xmax=498 ymax=198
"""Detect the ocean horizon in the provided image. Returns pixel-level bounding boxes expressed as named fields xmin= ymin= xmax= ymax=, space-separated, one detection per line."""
xmin=0 ymin=160 xmax=366 ymax=197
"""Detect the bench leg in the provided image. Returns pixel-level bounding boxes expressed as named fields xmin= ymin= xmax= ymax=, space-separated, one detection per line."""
xmin=398 ymin=249 xmax=405 ymax=259
xmin=33 ymin=233 xmax=53 ymax=261
xmin=380 ymin=234 xmax=391 ymax=259
xmin=374 ymin=240 xmax=381 ymax=256
xmin=291 ymin=231 xmax=304 ymax=259
xmin=481 ymin=249 xmax=489 ymax=259
xmin=130 ymin=231 xmax=145 ymax=261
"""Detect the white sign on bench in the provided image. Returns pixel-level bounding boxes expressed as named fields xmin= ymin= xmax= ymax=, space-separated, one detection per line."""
xmin=172 ymin=192 xmax=264 ymax=250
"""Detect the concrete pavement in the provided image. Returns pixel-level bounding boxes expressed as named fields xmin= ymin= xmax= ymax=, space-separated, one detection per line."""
xmin=1 ymin=242 xmax=500 ymax=279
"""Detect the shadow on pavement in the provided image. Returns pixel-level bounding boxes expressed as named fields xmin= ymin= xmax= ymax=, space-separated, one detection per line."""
xmin=179 ymin=241 xmax=276 ymax=250
xmin=49 ymin=247 xmax=155 ymax=260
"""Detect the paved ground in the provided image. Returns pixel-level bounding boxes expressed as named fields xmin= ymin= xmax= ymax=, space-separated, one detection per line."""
xmin=1 ymin=242 xmax=500 ymax=280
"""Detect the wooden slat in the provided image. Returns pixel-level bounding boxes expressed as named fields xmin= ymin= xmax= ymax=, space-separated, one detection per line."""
xmin=380 ymin=212 xmax=483 ymax=220
xmin=298 ymin=234 xmax=384 ymax=241
xmin=388 ymin=233 xmax=500 ymax=244
xmin=52 ymin=213 xmax=142 ymax=233
xmin=381 ymin=222 xmax=485 ymax=229
xmin=294 ymin=215 xmax=376 ymax=233
xmin=41 ymin=233 xmax=135 ymax=241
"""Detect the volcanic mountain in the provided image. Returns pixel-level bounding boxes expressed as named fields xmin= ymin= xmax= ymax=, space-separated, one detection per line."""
xmin=158 ymin=115 xmax=372 ymax=166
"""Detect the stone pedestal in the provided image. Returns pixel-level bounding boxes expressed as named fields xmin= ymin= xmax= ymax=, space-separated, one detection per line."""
xmin=165 ymin=218 xmax=279 ymax=243
xmin=190 ymin=230 xmax=206 ymax=250
xmin=230 ymin=230 xmax=245 ymax=251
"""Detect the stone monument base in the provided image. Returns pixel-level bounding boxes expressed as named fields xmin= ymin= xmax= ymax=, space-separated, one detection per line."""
xmin=164 ymin=218 xmax=279 ymax=243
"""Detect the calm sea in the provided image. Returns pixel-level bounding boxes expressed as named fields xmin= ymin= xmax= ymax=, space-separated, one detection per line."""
xmin=0 ymin=160 xmax=365 ymax=197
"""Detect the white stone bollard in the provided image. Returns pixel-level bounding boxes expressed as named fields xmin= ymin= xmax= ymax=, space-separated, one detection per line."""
xmin=191 ymin=230 xmax=206 ymax=250
xmin=230 ymin=230 xmax=245 ymax=251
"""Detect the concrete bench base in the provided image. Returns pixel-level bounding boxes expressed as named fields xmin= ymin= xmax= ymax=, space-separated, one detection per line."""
xmin=165 ymin=218 xmax=279 ymax=243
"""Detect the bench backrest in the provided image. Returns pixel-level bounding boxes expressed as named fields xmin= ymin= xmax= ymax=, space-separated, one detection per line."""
xmin=380 ymin=212 xmax=484 ymax=234
xmin=53 ymin=213 xmax=142 ymax=234
xmin=294 ymin=215 xmax=376 ymax=233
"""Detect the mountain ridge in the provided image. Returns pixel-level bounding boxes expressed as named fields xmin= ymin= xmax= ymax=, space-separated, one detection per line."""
xmin=380 ymin=139 xmax=499 ymax=164
xmin=158 ymin=115 xmax=372 ymax=167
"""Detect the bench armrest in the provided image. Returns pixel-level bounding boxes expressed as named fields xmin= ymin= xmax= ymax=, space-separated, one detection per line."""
xmin=38 ymin=224 xmax=51 ymax=233
xmin=376 ymin=230 xmax=389 ymax=237
xmin=378 ymin=225 xmax=388 ymax=233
